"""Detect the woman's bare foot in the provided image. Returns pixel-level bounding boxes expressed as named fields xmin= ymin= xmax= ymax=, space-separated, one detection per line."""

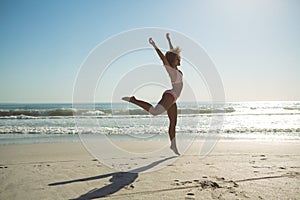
xmin=170 ymin=144 xmax=180 ymax=155
xmin=122 ymin=97 xmax=131 ymax=102
xmin=122 ymin=96 xmax=136 ymax=102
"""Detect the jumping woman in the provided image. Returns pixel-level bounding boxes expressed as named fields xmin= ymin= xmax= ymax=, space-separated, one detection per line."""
xmin=122 ymin=33 xmax=183 ymax=155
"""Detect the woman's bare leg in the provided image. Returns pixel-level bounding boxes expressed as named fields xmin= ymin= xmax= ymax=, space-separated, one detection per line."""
xmin=167 ymin=103 xmax=180 ymax=155
xmin=122 ymin=93 xmax=174 ymax=115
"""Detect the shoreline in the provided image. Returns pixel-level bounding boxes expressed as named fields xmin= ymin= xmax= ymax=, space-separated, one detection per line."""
xmin=0 ymin=140 xmax=299 ymax=199
xmin=0 ymin=133 xmax=299 ymax=146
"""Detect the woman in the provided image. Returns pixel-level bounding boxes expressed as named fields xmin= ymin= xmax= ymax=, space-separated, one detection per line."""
xmin=122 ymin=33 xmax=183 ymax=155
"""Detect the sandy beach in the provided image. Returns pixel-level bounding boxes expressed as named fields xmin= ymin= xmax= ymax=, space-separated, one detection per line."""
xmin=0 ymin=140 xmax=299 ymax=200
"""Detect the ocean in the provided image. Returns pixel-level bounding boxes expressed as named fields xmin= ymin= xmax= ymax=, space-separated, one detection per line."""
xmin=0 ymin=101 xmax=299 ymax=144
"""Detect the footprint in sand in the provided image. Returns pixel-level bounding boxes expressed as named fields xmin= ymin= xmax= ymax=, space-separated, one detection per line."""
xmin=185 ymin=192 xmax=195 ymax=200
xmin=216 ymin=177 xmax=225 ymax=181
xmin=252 ymin=154 xmax=266 ymax=158
xmin=200 ymin=180 xmax=220 ymax=189
xmin=279 ymin=167 xmax=286 ymax=169
xmin=124 ymin=184 xmax=134 ymax=190
xmin=172 ymin=180 xmax=180 ymax=186
xmin=228 ymin=180 xmax=239 ymax=188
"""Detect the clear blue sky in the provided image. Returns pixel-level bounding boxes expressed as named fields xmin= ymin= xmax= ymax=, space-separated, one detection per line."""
xmin=1 ymin=0 xmax=299 ymax=103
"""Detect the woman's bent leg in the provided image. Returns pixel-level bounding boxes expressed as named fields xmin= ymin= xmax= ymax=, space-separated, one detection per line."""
xmin=122 ymin=93 xmax=175 ymax=116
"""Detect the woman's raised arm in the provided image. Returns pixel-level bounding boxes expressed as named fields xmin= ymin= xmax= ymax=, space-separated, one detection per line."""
xmin=149 ymin=38 xmax=177 ymax=82
xmin=149 ymin=38 xmax=170 ymax=66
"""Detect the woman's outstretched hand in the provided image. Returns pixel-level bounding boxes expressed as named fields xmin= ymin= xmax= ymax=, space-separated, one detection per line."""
xmin=166 ymin=33 xmax=171 ymax=41
xmin=166 ymin=33 xmax=174 ymax=49
xmin=149 ymin=37 xmax=156 ymax=47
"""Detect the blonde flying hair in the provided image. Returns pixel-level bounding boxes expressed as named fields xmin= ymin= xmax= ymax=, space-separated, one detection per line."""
xmin=165 ymin=46 xmax=181 ymax=67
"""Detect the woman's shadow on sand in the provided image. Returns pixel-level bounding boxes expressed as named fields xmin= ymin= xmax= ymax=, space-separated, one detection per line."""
xmin=48 ymin=156 xmax=176 ymax=199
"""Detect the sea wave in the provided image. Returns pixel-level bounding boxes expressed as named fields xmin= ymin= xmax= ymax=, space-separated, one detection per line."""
xmin=283 ymin=107 xmax=300 ymax=111
xmin=1 ymin=126 xmax=299 ymax=136
xmin=0 ymin=109 xmax=76 ymax=117
xmin=0 ymin=107 xmax=236 ymax=118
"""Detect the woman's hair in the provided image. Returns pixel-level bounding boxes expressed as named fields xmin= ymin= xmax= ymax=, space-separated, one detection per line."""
xmin=165 ymin=46 xmax=181 ymax=67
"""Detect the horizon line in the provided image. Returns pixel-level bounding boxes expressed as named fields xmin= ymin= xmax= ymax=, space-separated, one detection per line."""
xmin=0 ymin=100 xmax=299 ymax=104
